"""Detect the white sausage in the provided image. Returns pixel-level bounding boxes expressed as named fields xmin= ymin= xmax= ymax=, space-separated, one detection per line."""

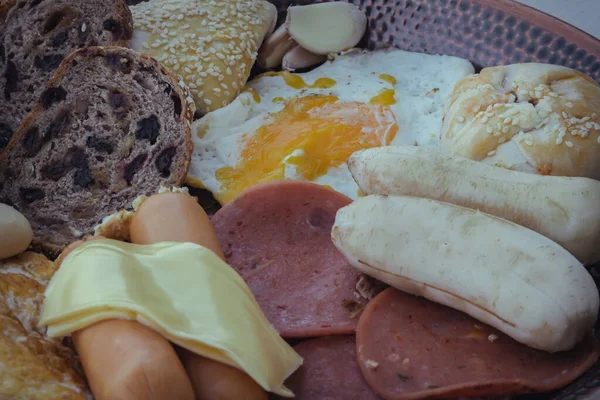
xmin=348 ymin=146 xmax=600 ymax=264
xmin=331 ymin=195 xmax=599 ymax=353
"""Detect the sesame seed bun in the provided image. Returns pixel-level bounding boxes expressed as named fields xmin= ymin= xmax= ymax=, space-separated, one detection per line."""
xmin=129 ymin=0 xmax=277 ymax=116
xmin=441 ymin=63 xmax=600 ymax=180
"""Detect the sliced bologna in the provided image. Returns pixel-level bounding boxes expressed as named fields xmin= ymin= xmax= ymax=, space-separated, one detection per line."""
xmin=281 ymin=336 xmax=380 ymax=400
xmin=212 ymin=181 xmax=368 ymax=338
xmin=356 ymin=288 xmax=600 ymax=400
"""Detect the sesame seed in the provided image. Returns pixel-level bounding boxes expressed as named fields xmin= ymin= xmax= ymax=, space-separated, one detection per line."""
xmin=204 ymin=98 xmax=212 ymax=105
xmin=482 ymin=116 xmax=489 ymax=123
xmin=457 ymin=116 xmax=465 ymax=123
xmin=493 ymin=104 xmax=502 ymax=109
xmin=488 ymin=334 xmax=499 ymax=342
xmin=550 ymin=92 xmax=558 ymax=97
xmin=213 ymin=88 xmax=221 ymax=93
xmin=504 ymin=117 xmax=512 ymax=124
xmin=81 ymin=23 xmax=87 ymax=33
xmin=502 ymin=126 xmax=509 ymax=133
xmin=565 ymin=141 xmax=574 ymax=147
xmin=512 ymin=118 xmax=520 ymax=126
xmin=494 ymin=131 xmax=501 ymax=137
xmin=499 ymin=137 xmax=507 ymax=144
xmin=535 ymin=91 xmax=542 ymax=98
xmin=508 ymin=94 xmax=516 ymax=103
xmin=487 ymin=150 xmax=496 ymax=156
xmin=486 ymin=127 xmax=493 ymax=134
xmin=486 ymin=105 xmax=493 ymax=112
xmin=525 ymin=140 xmax=533 ymax=146
xmin=565 ymin=102 xmax=574 ymax=108
xmin=561 ymin=112 xmax=569 ymax=119
xmin=473 ymin=106 xmax=481 ymax=113
xmin=556 ymin=137 xmax=563 ymax=145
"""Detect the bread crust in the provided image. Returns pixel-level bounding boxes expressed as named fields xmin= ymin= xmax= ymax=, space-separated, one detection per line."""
xmin=0 ymin=252 xmax=91 ymax=399
xmin=441 ymin=63 xmax=600 ymax=179
xmin=0 ymin=0 xmax=134 ymax=148
xmin=0 ymin=46 xmax=194 ymax=255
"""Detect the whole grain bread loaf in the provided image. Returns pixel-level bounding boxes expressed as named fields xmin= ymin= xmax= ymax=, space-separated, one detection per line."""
xmin=0 ymin=46 xmax=194 ymax=255
xmin=0 ymin=0 xmax=133 ymax=149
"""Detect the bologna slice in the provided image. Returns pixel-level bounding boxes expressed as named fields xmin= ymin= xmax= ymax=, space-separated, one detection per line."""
xmin=212 ymin=181 xmax=368 ymax=337
xmin=356 ymin=288 xmax=599 ymax=399
xmin=281 ymin=336 xmax=380 ymax=400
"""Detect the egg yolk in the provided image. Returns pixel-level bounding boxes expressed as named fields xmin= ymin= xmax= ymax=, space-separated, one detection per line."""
xmin=214 ymin=96 xmax=398 ymax=204
xmin=370 ymin=89 xmax=396 ymax=105
xmin=379 ymin=74 xmax=397 ymax=85
xmin=243 ymin=88 xmax=261 ymax=103
xmin=260 ymin=71 xmax=337 ymax=90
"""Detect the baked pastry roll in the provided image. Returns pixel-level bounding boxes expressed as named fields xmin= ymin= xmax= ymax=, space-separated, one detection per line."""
xmin=130 ymin=0 xmax=277 ymax=116
xmin=0 ymin=252 xmax=90 ymax=400
xmin=441 ymin=63 xmax=600 ymax=180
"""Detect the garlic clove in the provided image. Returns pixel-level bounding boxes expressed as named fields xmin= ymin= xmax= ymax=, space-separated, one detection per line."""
xmin=282 ymin=45 xmax=327 ymax=71
xmin=285 ymin=2 xmax=367 ymax=55
xmin=257 ymin=24 xmax=297 ymax=70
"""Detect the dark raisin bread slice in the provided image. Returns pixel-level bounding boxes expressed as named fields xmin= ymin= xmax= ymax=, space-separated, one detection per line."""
xmin=0 ymin=0 xmax=133 ymax=150
xmin=0 ymin=46 xmax=194 ymax=255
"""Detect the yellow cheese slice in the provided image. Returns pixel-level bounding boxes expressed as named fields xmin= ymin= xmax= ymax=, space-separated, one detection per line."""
xmin=38 ymin=239 xmax=302 ymax=397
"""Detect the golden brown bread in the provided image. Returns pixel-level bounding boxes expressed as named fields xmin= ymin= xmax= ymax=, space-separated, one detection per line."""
xmin=0 ymin=252 xmax=90 ymax=399
xmin=441 ymin=63 xmax=600 ymax=179
xmin=129 ymin=0 xmax=277 ymax=116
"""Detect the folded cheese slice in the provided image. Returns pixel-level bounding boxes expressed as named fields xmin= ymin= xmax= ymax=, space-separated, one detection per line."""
xmin=38 ymin=240 xmax=302 ymax=397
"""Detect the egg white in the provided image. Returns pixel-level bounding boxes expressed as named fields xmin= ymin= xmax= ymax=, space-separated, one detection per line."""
xmin=188 ymin=48 xmax=474 ymax=202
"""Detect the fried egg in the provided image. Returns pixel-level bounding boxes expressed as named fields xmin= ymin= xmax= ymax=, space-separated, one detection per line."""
xmin=187 ymin=48 xmax=474 ymax=204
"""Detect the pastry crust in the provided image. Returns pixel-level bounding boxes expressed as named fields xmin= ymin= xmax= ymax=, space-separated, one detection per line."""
xmin=441 ymin=63 xmax=600 ymax=179
xmin=129 ymin=0 xmax=277 ymax=116
xmin=0 ymin=252 xmax=90 ymax=400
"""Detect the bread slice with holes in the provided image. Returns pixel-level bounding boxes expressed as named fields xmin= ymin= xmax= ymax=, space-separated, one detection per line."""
xmin=0 ymin=0 xmax=133 ymax=150
xmin=0 ymin=46 xmax=194 ymax=255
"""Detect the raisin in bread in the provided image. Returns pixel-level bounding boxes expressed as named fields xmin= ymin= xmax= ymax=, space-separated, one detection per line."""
xmin=0 ymin=46 xmax=194 ymax=255
xmin=0 ymin=0 xmax=133 ymax=150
